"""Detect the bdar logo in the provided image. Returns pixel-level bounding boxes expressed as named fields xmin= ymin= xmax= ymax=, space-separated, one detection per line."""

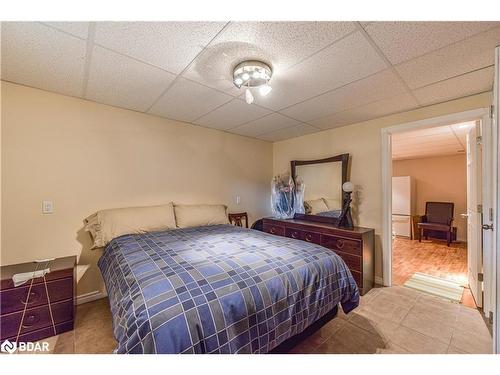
xmin=1 ymin=340 xmax=17 ymax=354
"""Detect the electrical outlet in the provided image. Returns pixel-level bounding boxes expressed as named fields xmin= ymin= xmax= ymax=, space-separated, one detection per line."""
xmin=42 ymin=200 xmax=54 ymax=214
xmin=236 ymin=196 xmax=241 ymax=205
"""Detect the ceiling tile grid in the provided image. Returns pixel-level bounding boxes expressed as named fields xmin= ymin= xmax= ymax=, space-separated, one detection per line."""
xmin=1 ymin=22 xmax=87 ymax=97
xmin=412 ymin=66 xmax=494 ymax=106
xmin=148 ymin=77 xmax=234 ymax=122
xmin=230 ymin=113 xmax=303 ymax=138
xmin=181 ymin=22 xmax=357 ymax=96
xmin=85 ymin=46 xmax=177 ymax=112
xmin=364 ymin=21 xmax=499 ymax=65
xmin=257 ymin=123 xmax=318 ymax=142
xmin=394 ymin=26 xmax=500 ymax=89
xmin=279 ymin=68 xmax=408 ymax=122
xmin=93 ymin=22 xmax=227 ymax=74
xmin=1 ymin=21 xmax=499 ymax=143
xmin=249 ymin=31 xmax=389 ymax=110
xmin=193 ymin=98 xmax=272 ymax=130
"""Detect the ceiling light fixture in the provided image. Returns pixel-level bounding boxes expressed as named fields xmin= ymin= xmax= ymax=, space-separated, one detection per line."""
xmin=233 ymin=60 xmax=272 ymax=104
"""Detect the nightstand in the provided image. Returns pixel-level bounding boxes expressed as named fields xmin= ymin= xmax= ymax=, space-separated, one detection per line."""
xmin=0 ymin=256 xmax=76 ymax=343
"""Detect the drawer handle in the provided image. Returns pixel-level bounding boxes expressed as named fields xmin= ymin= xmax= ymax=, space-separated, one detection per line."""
xmin=270 ymin=227 xmax=276 ymax=234
xmin=336 ymin=239 xmax=345 ymax=249
xmin=305 ymin=234 xmax=313 ymax=242
xmin=22 ymin=313 xmax=40 ymax=328
xmin=291 ymin=231 xmax=299 ymax=239
xmin=21 ymin=290 xmax=41 ymax=305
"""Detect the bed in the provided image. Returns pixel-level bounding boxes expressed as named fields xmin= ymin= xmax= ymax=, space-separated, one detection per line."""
xmin=98 ymin=224 xmax=359 ymax=354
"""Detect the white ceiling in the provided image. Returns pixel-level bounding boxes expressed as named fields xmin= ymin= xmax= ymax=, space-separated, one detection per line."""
xmin=392 ymin=121 xmax=476 ymax=160
xmin=2 ymin=21 xmax=499 ymax=142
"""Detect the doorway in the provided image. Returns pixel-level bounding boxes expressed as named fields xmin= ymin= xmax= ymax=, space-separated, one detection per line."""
xmin=381 ymin=108 xmax=494 ymax=317
xmin=390 ymin=121 xmax=476 ymax=307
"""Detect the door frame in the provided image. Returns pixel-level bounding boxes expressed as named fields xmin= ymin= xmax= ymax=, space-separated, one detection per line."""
xmin=381 ymin=108 xmax=490 ymax=289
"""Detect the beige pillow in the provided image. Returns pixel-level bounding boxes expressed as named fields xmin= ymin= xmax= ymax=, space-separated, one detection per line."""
xmin=174 ymin=204 xmax=229 ymax=228
xmin=304 ymin=198 xmax=329 ymax=215
xmin=84 ymin=202 xmax=176 ymax=248
xmin=324 ymin=197 xmax=341 ymax=210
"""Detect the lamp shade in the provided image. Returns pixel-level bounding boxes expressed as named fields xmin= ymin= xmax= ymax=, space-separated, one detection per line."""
xmin=342 ymin=181 xmax=354 ymax=193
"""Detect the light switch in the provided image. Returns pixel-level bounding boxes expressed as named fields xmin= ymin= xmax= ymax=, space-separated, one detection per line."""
xmin=236 ymin=196 xmax=241 ymax=205
xmin=42 ymin=200 xmax=54 ymax=214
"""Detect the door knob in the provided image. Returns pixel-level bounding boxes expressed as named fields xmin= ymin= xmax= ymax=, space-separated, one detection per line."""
xmin=460 ymin=213 xmax=468 ymax=218
xmin=482 ymin=224 xmax=494 ymax=230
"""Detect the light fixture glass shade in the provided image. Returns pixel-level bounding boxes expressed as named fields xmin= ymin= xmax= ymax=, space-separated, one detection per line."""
xmin=259 ymin=84 xmax=272 ymax=96
xmin=245 ymin=88 xmax=254 ymax=104
xmin=342 ymin=181 xmax=354 ymax=193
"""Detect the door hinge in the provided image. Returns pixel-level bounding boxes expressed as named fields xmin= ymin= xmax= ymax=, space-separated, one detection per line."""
xmin=490 ymin=207 xmax=494 ymax=222
xmin=490 ymin=105 xmax=494 ymax=119
xmin=478 ymin=273 xmax=484 ymax=282
xmin=476 ymin=135 xmax=482 ymax=145
xmin=477 ymin=204 xmax=483 ymax=213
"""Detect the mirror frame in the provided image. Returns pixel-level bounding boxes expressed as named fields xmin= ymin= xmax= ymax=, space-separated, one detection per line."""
xmin=291 ymin=153 xmax=350 ymax=224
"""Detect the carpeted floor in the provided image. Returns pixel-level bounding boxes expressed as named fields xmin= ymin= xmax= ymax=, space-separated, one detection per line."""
xmin=42 ymin=286 xmax=492 ymax=354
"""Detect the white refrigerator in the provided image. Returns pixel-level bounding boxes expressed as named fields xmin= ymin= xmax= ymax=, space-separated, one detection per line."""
xmin=392 ymin=176 xmax=416 ymax=238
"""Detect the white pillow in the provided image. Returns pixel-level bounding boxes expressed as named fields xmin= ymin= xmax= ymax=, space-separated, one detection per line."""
xmin=84 ymin=202 xmax=176 ymax=248
xmin=304 ymin=198 xmax=329 ymax=215
xmin=324 ymin=197 xmax=342 ymax=210
xmin=174 ymin=204 xmax=229 ymax=228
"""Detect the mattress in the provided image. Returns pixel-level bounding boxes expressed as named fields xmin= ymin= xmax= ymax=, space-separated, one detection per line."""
xmin=98 ymin=224 xmax=359 ymax=354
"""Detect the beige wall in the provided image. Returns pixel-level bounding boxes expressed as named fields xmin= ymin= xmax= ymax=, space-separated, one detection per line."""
xmin=393 ymin=154 xmax=467 ymax=242
xmin=1 ymin=82 xmax=273 ymax=297
xmin=273 ymin=92 xmax=491 ymax=281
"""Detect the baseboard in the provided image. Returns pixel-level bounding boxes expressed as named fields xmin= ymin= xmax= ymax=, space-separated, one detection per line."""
xmin=76 ymin=290 xmax=107 ymax=305
xmin=374 ymin=276 xmax=384 ymax=286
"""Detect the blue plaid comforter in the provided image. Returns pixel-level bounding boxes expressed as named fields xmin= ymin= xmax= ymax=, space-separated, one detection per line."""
xmin=98 ymin=224 xmax=359 ymax=354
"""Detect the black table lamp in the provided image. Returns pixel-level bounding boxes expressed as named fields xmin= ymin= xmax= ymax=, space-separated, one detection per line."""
xmin=338 ymin=181 xmax=354 ymax=230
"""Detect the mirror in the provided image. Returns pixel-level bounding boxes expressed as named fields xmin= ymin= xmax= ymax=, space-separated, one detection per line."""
xmin=291 ymin=154 xmax=349 ymax=224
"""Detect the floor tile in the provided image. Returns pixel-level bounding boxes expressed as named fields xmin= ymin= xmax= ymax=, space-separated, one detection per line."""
xmin=450 ymin=328 xmax=493 ymax=354
xmin=400 ymin=310 xmax=454 ymax=344
xmin=390 ymin=325 xmax=449 ymax=354
xmin=316 ymin=322 xmax=386 ymax=354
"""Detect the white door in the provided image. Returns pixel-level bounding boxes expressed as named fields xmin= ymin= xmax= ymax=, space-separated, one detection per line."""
xmin=493 ymin=46 xmax=499 ymax=354
xmin=466 ymin=124 xmax=483 ymax=307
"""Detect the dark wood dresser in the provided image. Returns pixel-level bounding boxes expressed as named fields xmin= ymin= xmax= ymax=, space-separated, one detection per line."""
xmin=0 ymin=256 xmax=76 ymax=343
xmin=262 ymin=218 xmax=375 ymax=295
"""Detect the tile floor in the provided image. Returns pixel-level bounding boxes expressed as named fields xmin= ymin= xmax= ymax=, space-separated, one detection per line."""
xmin=42 ymin=285 xmax=492 ymax=354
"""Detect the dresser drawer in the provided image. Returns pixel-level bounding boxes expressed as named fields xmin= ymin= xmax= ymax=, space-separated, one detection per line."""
xmin=0 ymin=299 xmax=74 ymax=340
xmin=1 ymin=277 xmax=74 ymax=315
xmin=285 ymin=227 xmax=303 ymax=240
xmin=320 ymin=235 xmax=362 ymax=255
xmin=334 ymin=251 xmax=362 ymax=273
xmin=263 ymin=223 xmax=285 ymax=236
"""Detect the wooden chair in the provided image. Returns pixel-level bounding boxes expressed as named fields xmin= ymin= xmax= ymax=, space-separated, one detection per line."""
xmin=228 ymin=212 xmax=249 ymax=228
xmin=417 ymin=202 xmax=455 ymax=246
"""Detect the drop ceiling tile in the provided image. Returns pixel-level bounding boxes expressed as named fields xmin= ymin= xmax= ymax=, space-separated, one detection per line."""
xmin=257 ymin=123 xmax=318 ymax=142
xmin=230 ymin=113 xmax=301 ymax=137
xmin=280 ymin=69 xmax=407 ymax=122
xmin=183 ymin=22 xmax=356 ymax=95
xmin=194 ymin=99 xmax=272 ymax=130
xmin=41 ymin=21 xmax=90 ymax=39
xmin=365 ymin=21 xmax=499 ymax=64
xmin=251 ymin=31 xmax=388 ymax=110
xmin=396 ymin=27 xmax=500 ymax=89
xmin=1 ymin=22 xmax=87 ymax=97
xmin=311 ymin=93 xmax=419 ymax=129
xmin=413 ymin=66 xmax=494 ymax=106
xmin=86 ymin=46 xmax=176 ymax=112
xmin=94 ymin=22 xmax=226 ymax=74
xmin=148 ymin=78 xmax=233 ymax=122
